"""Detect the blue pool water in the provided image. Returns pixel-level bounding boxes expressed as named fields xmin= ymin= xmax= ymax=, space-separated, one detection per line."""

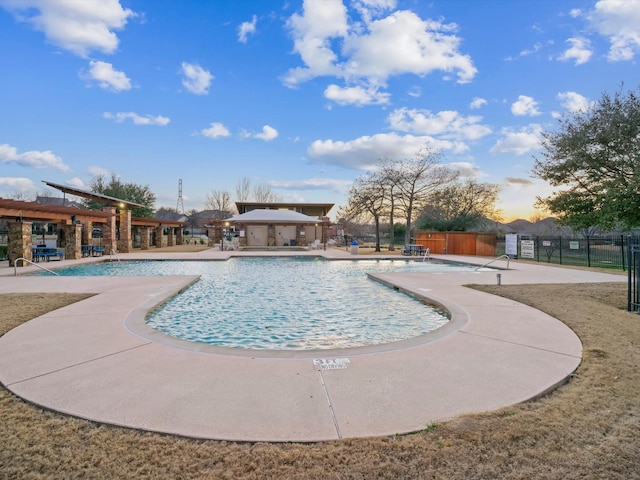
xmin=43 ymin=257 xmax=477 ymax=350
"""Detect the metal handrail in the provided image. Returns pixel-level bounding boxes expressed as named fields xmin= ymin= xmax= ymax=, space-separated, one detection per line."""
xmin=14 ymin=257 xmax=59 ymax=276
xmin=475 ymin=254 xmax=510 ymax=271
xmin=421 ymin=248 xmax=431 ymax=262
xmin=109 ymin=249 xmax=121 ymax=262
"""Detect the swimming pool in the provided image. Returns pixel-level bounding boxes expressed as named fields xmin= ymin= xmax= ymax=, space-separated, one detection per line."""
xmin=44 ymin=257 xmax=481 ymax=350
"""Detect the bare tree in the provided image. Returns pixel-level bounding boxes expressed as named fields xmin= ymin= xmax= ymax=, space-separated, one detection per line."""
xmin=205 ymin=190 xmax=234 ymax=219
xmin=235 ymin=177 xmax=251 ymax=202
xmin=253 ymin=183 xmax=281 ymax=203
xmin=379 ymin=157 xmax=402 ymax=251
xmin=392 ymin=148 xmax=458 ymax=245
xmin=235 ymin=177 xmax=281 ymax=203
xmin=419 ymin=180 xmax=502 ymax=231
xmin=343 ymin=172 xmax=388 ymax=251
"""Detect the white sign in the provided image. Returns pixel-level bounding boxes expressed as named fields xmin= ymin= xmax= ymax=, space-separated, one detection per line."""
xmin=505 ymin=234 xmax=518 ymax=257
xmin=313 ymin=358 xmax=350 ymax=370
xmin=521 ymin=240 xmax=535 ymax=259
xmin=570 ymin=241 xmax=579 ymax=250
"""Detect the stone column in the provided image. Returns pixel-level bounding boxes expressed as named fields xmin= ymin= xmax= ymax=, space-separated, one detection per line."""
xmin=155 ymin=225 xmax=165 ymax=248
xmin=140 ymin=227 xmax=150 ymax=250
xmin=176 ymin=227 xmax=184 ymax=246
xmin=82 ymin=221 xmax=93 ymax=245
xmin=268 ymin=224 xmax=275 ymax=247
xmin=102 ymin=207 xmax=117 ymax=253
xmin=208 ymin=225 xmax=222 ymax=247
xmin=8 ymin=221 xmax=32 ymax=267
xmin=118 ymin=209 xmax=132 ymax=253
xmin=62 ymin=223 xmax=82 ymax=260
xmin=167 ymin=226 xmax=175 ymax=247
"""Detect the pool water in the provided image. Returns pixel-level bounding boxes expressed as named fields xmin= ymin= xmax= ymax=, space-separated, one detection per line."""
xmin=43 ymin=257 xmax=475 ymax=350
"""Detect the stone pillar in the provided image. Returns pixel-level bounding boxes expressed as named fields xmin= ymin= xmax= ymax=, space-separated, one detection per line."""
xmin=62 ymin=223 xmax=82 ymax=260
xmin=82 ymin=221 xmax=93 ymax=245
xmin=268 ymin=224 xmax=275 ymax=247
xmin=118 ymin=209 xmax=132 ymax=253
xmin=208 ymin=225 xmax=222 ymax=247
xmin=8 ymin=221 xmax=32 ymax=267
xmin=140 ymin=227 xmax=150 ymax=250
xmin=102 ymin=207 xmax=117 ymax=253
xmin=167 ymin=226 xmax=175 ymax=247
xmin=155 ymin=225 xmax=165 ymax=248
xmin=176 ymin=227 xmax=183 ymax=246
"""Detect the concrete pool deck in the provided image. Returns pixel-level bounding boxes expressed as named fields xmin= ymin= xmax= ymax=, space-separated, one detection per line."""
xmin=0 ymin=248 xmax=626 ymax=442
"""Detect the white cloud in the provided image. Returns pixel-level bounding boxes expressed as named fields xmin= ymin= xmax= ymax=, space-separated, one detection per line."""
xmin=87 ymin=166 xmax=111 ymax=177
xmin=103 ymin=112 xmax=170 ymax=126
xmin=0 ymin=0 xmax=135 ymax=57
xmin=511 ymin=95 xmax=541 ymax=116
xmin=254 ymin=125 xmax=279 ymax=141
xmin=387 ymin=108 xmax=492 ymax=141
xmin=181 ymin=62 xmax=213 ymax=95
xmin=283 ymin=1 xmax=476 ymax=92
xmin=268 ymin=177 xmax=353 ymax=194
xmin=66 ymin=177 xmax=86 ymax=189
xmin=588 ymin=0 xmax=640 ymax=61
xmin=84 ymin=60 xmax=131 ymax=92
xmin=490 ymin=125 xmax=542 ymax=156
xmin=445 ymin=161 xmax=484 ymax=179
xmin=324 ymin=84 xmax=390 ymax=105
xmin=558 ymin=37 xmax=592 ymax=65
xmin=342 ymin=10 xmax=477 ymax=83
xmin=283 ymin=0 xmax=349 ymax=86
xmin=470 ymin=97 xmax=487 ymax=109
xmin=0 ymin=143 xmax=70 ymax=171
xmin=557 ymin=91 xmax=593 ymax=113
xmin=238 ymin=14 xmax=257 ymax=43
xmin=308 ymin=132 xmax=466 ymax=170
xmin=198 ymin=122 xmax=231 ymax=139
xmin=0 ymin=177 xmax=36 ymax=192
xmin=352 ymin=0 xmax=396 ymax=24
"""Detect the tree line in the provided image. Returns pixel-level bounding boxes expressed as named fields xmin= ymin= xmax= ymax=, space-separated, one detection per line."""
xmin=340 ymin=148 xmax=501 ymax=252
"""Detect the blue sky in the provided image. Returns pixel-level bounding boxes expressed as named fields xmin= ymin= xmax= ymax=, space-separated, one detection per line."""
xmin=1 ymin=0 xmax=639 ymax=221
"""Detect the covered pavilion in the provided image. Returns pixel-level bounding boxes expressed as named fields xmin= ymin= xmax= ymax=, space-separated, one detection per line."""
xmin=1 ymin=181 xmax=183 ymax=266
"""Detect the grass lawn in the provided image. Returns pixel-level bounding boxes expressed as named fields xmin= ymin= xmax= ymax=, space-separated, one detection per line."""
xmin=1 ymin=282 xmax=639 ymax=479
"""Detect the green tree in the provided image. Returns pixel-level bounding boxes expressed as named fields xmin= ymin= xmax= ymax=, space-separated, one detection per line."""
xmin=533 ymin=86 xmax=640 ymax=230
xmin=85 ymin=174 xmax=156 ymax=217
xmin=418 ymin=180 xmax=501 ymax=231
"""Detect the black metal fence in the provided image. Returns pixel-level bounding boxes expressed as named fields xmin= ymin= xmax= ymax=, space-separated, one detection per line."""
xmin=628 ymin=240 xmax=640 ymax=312
xmin=496 ymin=235 xmax=639 ymax=271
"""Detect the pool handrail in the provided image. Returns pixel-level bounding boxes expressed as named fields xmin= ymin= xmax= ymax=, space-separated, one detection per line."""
xmin=14 ymin=257 xmax=59 ymax=276
xmin=109 ymin=249 xmax=121 ymax=262
xmin=475 ymin=254 xmax=510 ymax=271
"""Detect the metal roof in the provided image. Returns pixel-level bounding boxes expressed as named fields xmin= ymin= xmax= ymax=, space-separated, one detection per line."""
xmin=42 ymin=180 xmax=145 ymax=209
xmin=226 ymin=209 xmax=325 ymax=224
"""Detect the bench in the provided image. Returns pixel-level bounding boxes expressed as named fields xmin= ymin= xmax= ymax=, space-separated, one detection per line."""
xmin=34 ymin=247 xmax=64 ymax=261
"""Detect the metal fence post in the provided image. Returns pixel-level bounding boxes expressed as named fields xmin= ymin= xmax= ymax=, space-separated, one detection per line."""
xmin=586 ymin=236 xmax=591 ymax=268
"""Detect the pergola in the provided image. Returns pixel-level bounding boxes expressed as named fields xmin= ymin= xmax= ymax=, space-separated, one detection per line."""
xmin=1 ymin=181 xmax=183 ymax=266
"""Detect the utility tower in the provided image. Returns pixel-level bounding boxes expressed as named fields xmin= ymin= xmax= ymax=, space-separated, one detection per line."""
xmin=176 ymin=178 xmax=185 ymax=213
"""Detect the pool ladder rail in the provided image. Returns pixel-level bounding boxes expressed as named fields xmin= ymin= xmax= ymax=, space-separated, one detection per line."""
xmin=14 ymin=257 xmax=59 ymax=276
xmin=109 ymin=249 xmax=121 ymax=262
xmin=475 ymin=254 xmax=510 ymax=271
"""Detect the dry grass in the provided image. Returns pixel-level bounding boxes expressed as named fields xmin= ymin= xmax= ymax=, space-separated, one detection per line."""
xmin=1 ymin=283 xmax=639 ymax=479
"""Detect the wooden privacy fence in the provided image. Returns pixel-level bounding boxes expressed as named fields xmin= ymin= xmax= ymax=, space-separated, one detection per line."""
xmin=414 ymin=231 xmax=497 ymax=256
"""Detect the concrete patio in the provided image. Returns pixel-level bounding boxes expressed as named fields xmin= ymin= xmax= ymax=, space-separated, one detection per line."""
xmin=0 ymin=248 xmax=626 ymax=441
